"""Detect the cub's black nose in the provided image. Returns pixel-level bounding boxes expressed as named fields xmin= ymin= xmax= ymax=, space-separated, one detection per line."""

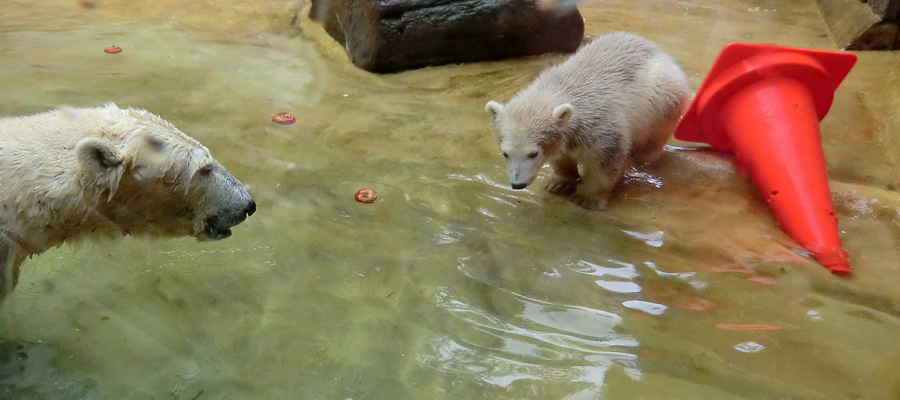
xmin=245 ymin=200 xmax=257 ymax=216
xmin=511 ymin=183 xmax=527 ymax=190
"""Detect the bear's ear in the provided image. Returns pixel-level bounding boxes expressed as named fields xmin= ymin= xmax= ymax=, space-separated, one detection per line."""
xmin=485 ymin=100 xmax=504 ymax=121
xmin=77 ymin=137 xmax=121 ymax=171
xmin=76 ymin=137 xmax=124 ymax=201
xmin=552 ymin=104 xmax=574 ymax=128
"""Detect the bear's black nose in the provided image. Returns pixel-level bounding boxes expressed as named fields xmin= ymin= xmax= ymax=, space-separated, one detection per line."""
xmin=511 ymin=183 xmax=527 ymax=190
xmin=245 ymin=200 xmax=257 ymax=216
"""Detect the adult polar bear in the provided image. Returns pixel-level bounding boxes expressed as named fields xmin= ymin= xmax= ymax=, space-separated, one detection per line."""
xmin=0 ymin=103 xmax=256 ymax=299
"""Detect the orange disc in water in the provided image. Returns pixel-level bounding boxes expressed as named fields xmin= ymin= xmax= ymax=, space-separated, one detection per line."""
xmin=272 ymin=112 xmax=295 ymax=125
xmin=355 ymin=188 xmax=377 ymax=203
xmin=104 ymin=45 xmax=122 ymax=54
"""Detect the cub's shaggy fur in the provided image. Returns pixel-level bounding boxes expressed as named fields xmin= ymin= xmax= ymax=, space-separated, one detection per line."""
xmin=486 ymin=31 xmax=690 ymax=210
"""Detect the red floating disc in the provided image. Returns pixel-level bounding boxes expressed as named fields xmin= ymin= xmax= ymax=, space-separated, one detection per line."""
xmin=272 ymin=112 xmax=295 ymax=125
xmin=355 ymin=188 xmax=377 ymax=203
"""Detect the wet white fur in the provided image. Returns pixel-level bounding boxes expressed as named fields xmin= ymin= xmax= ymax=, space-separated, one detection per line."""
xmin=486 ymin=31 xmax=690 ymax=210
xmin=0 ymin=103 xmax=250 ymax=296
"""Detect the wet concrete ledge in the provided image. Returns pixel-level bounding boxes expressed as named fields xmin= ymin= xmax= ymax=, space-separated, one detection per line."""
xmin=308 ymin=0 xmax=584 ymax=73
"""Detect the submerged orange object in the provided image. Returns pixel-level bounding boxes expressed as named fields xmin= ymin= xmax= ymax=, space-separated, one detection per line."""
xmin=355 ymin=188 xmax=377 ymax=203
xmin=104 ymin=45 xmax=122 ymax=54
xmin=675 ymin=42 xmax=857 ymax=274
xmin=272 ymin=112 xmax=295 ymax=125
xmin=714 ymin=323 xmax=786 ymax=331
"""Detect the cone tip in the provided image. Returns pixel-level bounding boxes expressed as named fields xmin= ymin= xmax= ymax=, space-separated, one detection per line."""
xmin=827 ymin=264 xmax=852 ymax=275
xmin=814 ymin=248 xmax=851 ymax=275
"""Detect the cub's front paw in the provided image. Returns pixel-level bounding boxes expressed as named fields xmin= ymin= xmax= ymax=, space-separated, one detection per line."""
xmin=545 ymin=177 xmax=578 ymax=196
xmin=570 ymin=193 xmax=608 ymax=210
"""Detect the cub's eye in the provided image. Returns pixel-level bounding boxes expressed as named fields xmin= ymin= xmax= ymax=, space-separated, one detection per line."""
xmin=527 ymin=151 xmax=539 ymax=159
xmin=502 ymin=152 xmax=509 ymax=158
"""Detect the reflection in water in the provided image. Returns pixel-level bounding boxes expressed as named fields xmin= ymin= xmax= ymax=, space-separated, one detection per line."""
xmin=0 ymin=340 xmax=96 ymax=399
xmin=420 ymin=287 xmax=640 ymax=398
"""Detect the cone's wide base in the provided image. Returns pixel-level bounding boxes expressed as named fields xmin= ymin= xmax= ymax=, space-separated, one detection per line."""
xmin=675 ymin=43 xmax=857 ymax=274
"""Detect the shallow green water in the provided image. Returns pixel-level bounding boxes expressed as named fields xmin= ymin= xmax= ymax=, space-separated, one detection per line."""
xmin=2 ymin=0 xmax=900 ymax=399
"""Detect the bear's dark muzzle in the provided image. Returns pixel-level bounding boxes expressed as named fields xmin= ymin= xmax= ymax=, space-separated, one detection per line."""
xmin=204 ymin=198 xmax=256 ymax=241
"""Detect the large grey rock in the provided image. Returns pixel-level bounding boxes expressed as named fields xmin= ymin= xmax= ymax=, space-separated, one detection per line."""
xmin=868 ymin=0 xmax=900 ymax=19
xmin=308 ymin=0 xmax=584 ymax=73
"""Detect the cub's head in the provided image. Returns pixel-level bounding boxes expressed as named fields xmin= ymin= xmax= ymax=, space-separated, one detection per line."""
xmin=485 ymin=100 xmax=573 ymax=189
xmin=75 ymin=105 xmax=255 ymax=241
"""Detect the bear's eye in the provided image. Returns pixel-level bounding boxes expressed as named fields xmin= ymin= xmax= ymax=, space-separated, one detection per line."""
xmin=527 ymin=151 xmax=539 ymax=159
xmin=146 ymin=136 xmax=166 ymax=152
xmin=502 ymin=152 xmax=509 ymax=158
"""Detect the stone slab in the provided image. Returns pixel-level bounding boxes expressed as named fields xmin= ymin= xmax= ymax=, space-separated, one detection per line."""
xmin=308 ymin=0 xmax=585 ymax=73
xmin=818 ymin=0 xmax=900 ymax=49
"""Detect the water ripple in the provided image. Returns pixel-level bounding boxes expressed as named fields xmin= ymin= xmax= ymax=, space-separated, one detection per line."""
xmin=420 ymin=287 xmax=642 ymax=395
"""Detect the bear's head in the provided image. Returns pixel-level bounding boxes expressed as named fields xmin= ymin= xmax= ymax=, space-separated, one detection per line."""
xmin=485 ymin=100 xmax=573 ymax=190
xmin=74 ymin=105 xmax=255 ymax=241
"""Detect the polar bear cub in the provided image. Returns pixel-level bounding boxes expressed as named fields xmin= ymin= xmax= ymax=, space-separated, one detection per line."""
xmin=486 ymin=31 xmax=690 ymax=210
xmin=0 ymin=103 xmax=256 ymax=298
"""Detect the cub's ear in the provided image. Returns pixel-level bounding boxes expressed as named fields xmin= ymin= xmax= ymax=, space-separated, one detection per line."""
xmin=485 ymin=100 xmax=504 ymax=121
xmin=76 ymin=137 xmax=124 ymax=201
xmin=552 ymin=104 xmax=574 ymax=128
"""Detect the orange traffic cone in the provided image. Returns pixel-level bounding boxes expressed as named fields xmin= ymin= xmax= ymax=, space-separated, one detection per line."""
xmin=675 ymin=43 xmax=857 ymax=274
